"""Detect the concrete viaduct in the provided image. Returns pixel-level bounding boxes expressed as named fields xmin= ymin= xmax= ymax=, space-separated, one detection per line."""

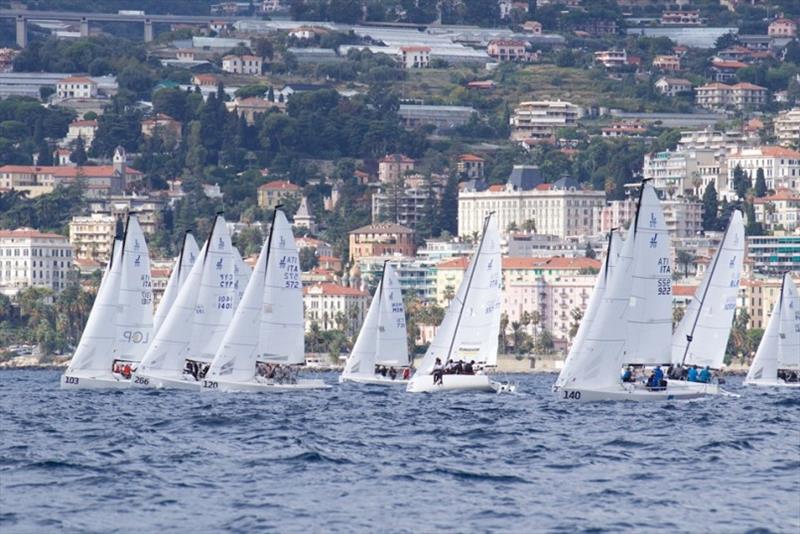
xmin=0 ymin=9 xmax=250 ymax=47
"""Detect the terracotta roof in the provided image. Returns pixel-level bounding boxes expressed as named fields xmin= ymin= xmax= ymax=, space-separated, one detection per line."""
xmin=754 ymin=188 xmax=800 ymax=203
xmin=379 ymin=154 xmax=415 ymax=164
xmin=70 ymin=119 xmax=98 ymax=127
xmin=487 ymin=184 xmax=505 ymax=192
xmin=0 ymin=165 xmax=141 ymax=177
xmin=59 ymin=76 xmax=95 ymax=84
xmin=730 ymin=82 xmax=767 ymax=91
xmin=673 ymin=284 xmax=698 ymax=297
xmin=711 ymin=59 xmax=748 ymax=69
xmin=758 ymin=146 xmax=800 ymax=158
xmin=318 ymin=255 xmax=341 ymax=262
xmin=438 ymin=257 xmax=470 ymax=270
xmin=0 ymin=228 xmax=66 ymax=240
xmin=466 ymin=80 xmax=496 ymax=89
xmin=258 ymin=180 xmax=300 ymax=191
xmin=400 ymin=46 xmax=431 ymax=52
xmin=458 ymin=153 xmax=485 ymax=162
xmin=350 ymin=222 xmax=413 ymax=235
xmin=304 ymin=283 xmax=368 ymax=297
xmin=150 ymin=268 xmax=171 ymax=278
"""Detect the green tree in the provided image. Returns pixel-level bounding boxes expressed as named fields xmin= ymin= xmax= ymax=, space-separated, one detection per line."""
xmin=584 ymin=242 xmax=596 ymax=259
xmin=732 ymin=164 xmax=749 ymax=200
xmin=754 ymin=167 xmax=767 ymax=197
xmin=69 ymin=135 xmax=87 ymax=165
xmin=701 ymin=182 xmax=718 ymax=231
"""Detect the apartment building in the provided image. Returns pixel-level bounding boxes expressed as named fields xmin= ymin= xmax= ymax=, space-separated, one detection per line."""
xmin=0 ymin=228 xmax=74 ymax=297
xmin=488 ymin=40 xmax=529 ymax=62
xmin=303 ymin=283 xmax=369 ymax=337
xmin=768 ymin=18 xmax=797 ymax=37
xmin=399 ymin=46 xmax=431 ymax=68
xmin=65 ymin=119 xmax=98 ymax=147
xmin=458 ymin=176 xmax=604 ymax=239
xmin=652 ymin=54 xmax=681 ymax=71
xmin=256 ymin=180 xmax=301 ymax=209
xmin=747 ymin=234 xmax=800 ymax=275
xmin=594 ymin=49 xmax=628 ymax=68
xmin=56 ymin=76 xmax=97 ymax=99
xmin=661 ymin=199 xmax=704 ymax=238
xmin=660 ymin=10 xmax=702 ymax=25
xmin=753 ymin=189 xmax=800 ymax=232
xmin=726 ymin=146 xmax=800 ymax=191
xmin=378 ymin=154 xmax=415 ymax=184
xmin=510 ymin=100 xmax=582 ymax=142
xmin=643 ymin=149 xmax=722 ymax=197
xmin=68 ymin=213 xmax=116 ymax=262
xmin=456 ymin=154 xmax=485 ymax=180
xmin=655 ymin=77 xmax=692 ymax=96
xmin=774 ymin=107 xmax=800 ymax=147
xmin=348 ymin=223 xmax=416 ymax=262
xmin=695 ymin=82 xmax=768 ymax=111
xmin=371 ymin=175 xmax=445 ymax=232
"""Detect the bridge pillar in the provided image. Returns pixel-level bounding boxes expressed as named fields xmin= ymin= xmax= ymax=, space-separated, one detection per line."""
xmin=80 ymin=17 xmax=89 ymax=37
xmin=16 ymin=15 xmax=27 ymax=48
xmin=144 ymin=19 xmax=153 ymax=42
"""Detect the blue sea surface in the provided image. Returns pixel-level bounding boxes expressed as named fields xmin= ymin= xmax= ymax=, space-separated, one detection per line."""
xmin=1 ymin=371 xmax=799 ymax=533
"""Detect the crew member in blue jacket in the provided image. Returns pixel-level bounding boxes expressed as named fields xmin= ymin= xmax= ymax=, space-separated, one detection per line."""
xmin=698 ymin=366 xmax=711 ymax=383
xmin=687 ymin=365 xmax=698 ymax=382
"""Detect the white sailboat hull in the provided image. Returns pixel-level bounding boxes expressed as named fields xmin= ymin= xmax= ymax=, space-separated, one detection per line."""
xmin=664 ymin=379 xmax=721 ymax=395
xmin=744 ymin=380 xmax=800 ymax=388
xmin=200 ymin=378 xmax=331 ymax=392
xmin=130 ymin=372 xmax=201 ymax=390
xmin=60 ymin=373 xmax=131 ymax=390
xmin=406 ymin=374 xmax=501 ymax=393
xmin=339 ymin=373 xmax=409 ymax=386
xmin=555 ymin=384 xmax=707 ymax=402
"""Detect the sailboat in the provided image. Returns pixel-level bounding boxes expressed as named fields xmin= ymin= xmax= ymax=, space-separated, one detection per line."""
xmin=669 ymin=211 xmax=744 ymax=394
xmin=745 ymin=273 xmax=800 ymax=388
xmin=556 ymin=182 xmax=705 ymax=402
xmin=554 ymin=229 xmax=622 ymax=392
xmin=340 ymin=261 xmax=410 ymax=385
xmin=61 ymin=239 xmax=124 ymax=389
xmin=407 ymin=213 xmax=507 ymax=393
xmin=62 ymin=215 xmax=154 ymax=389
xmin=134 ymin=213 xmax=236 ymax=389
xmin=201 ymin=208 xmax=329 ymax=392
xmin=153 ymin=231 xmax=199 ymax=337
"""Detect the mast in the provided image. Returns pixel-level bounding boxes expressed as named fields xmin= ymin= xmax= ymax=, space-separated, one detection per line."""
xmin=445 ymin=212 xmax=492 ymax=363
xmin=119 ymin=212 xmax=133 ymax=261
xmin=603 ymin=228 xmax=617 ymax=282
xmin=680 ymin=214 xmax=734 ymax=367
xmin=176 ymin=229 xmax=191 ymax=278
xmin=203 ymin=211 xmax=223 ymax=263
xmin=375 ymin=259 xmax=389 ymax=364
xmin=632 ymin=179 xmax=651 ymax=238
xmin=263 ymin=205 xmax=281 ymax=281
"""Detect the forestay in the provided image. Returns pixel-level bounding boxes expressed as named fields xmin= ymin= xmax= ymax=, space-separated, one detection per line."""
xmin=185 ymin=215 xmax=236 ymax=363
xmin=555 ymin=230 xmax=622 ymax=389
xmin=112 ymin=216 xmax=153 ymax=363
xmin=415 ymin=213 xmax=501 ymax=376
xmin=671 ymin=211 xmax=744 ymax=368
xmin=65 ymin=240 xmax=122 ymax=375
xmin=153 ymin=232 xmax=199 ymax=337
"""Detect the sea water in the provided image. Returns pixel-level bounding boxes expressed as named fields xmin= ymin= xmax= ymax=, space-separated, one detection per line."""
xmin=1 ymin=371 xmax=798 ymax=533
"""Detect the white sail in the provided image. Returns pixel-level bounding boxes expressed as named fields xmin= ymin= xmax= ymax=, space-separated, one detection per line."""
xmin=153 ymin=232 xmax=199 ymax=337
xmin=746 ymin=275 xmax=800 ymax=383
xmin=65 ymin=240 xmax=123 ymax=375
xmin=343 ymin=262 xmax=408 ymax=377
xmin=112 ymin=215 xmax=153 ymax=363
xmin=671 ymin=211 xmax=744 ymax=368
xmin=258 ymin=210 xmax=304 ymax=364
xmin=555 ymin=230 xmax=622 ymax=388
xmin=375 ymin=263 xmax=408 ymax=366
xmin=206 ymin=235 xmax=269 ymax=382
xmin=415 ymin=213 xmax=501 ymax=376
xmin=343 ymin=281 xmax=380 ymax=376
xmin=776 ymin=275 xmax=800 ymax=369
xmin=137 ymin=239 xmax=208 ymax=377
xmin=624 ymin=184 xmax=673 ymax=365
xmin=232 ymin=244 xmax=252 ymax=311
xmin=186 ymin=215 xmax=236 ymax=362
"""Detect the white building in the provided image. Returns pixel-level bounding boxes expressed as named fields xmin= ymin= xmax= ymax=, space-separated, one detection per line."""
xmin=64 ymin=119 xmax=98 ymax=148
xmin=695 ymin=82 xmax=768 ymax=111
xmin=643 ymin=149 xmax=723 ymax=197
xmin=303 ymin=283 xmax=370 ymax=337
xmin=510 ymin=100 xmax=582 ymax=142
xmin=458 ymin=177 xmax=604 ymax=239
xmin=594 ymin=49 xmax=627 ymax=68
xmin=221 ymin=54 xmax=262 ymax=75
xmin=753 ymin=189 xmax=800 ymax=232
xmin=677 ymin=127 xmax=750 ymax=152
xmin=774 ymin=108 xmax=800 ymax=148
xmin=399 ymin=46 xmax=431 ymax=68
xmin=0 ymin=228 xmax=73 ymax=296
xmin=726 ymin=146 xmax=800 ymax=192
xmin=56 ymin=76 xmax=97 ymax=99
xmin=69 ymin=213 xmax=116 ymax=262
xmin=654 ymin=77 xmax=692 ymax=97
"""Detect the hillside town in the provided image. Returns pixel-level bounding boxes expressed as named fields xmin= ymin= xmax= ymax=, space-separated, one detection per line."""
xmin=0 ymin=0 xmax=798 ymax=368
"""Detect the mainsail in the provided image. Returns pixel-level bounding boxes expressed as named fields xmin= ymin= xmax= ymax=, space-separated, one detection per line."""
xmin=415 ymin=213 xmax=501 ymax=376
xmin=65 ymin=239 xmax=122 ymax=374
xmin=112 ymin=215 xmax=153 ymax=363
xmin=671 ymin=211 xmax=744 ymax=368
xmin=232 ymin=242 xmax=252 ymax=311
xmin=153 ymin=232 xmax=199 ymax=337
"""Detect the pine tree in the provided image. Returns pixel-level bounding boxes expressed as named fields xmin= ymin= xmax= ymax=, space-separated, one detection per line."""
xmin=267 ymin=86 xmax=275 ymax=102
xmin=439 ymin=174 xmax=459 ymax=235
xmin=36 ymin=139 xmax=53 ymax=166
xmin=701 ymin=182 xmax=718 ymax=231
xmin=732 ymin=164 xmax=749 ymax=200
xmin=754 ymin=167 xmax=767 ymax=197
xmin=70 ymin=135 xmax=87 ymax=166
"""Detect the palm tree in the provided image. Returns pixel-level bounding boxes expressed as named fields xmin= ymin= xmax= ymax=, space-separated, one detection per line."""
xmin=499 ymin=313 xmax=509 ymax=353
